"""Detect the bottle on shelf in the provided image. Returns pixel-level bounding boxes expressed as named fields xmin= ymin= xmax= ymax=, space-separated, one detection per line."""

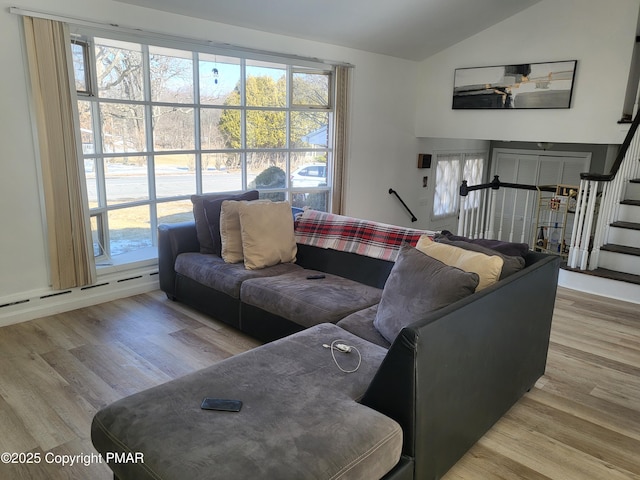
xmin=548 ymin=222 xmax=560 ymax=253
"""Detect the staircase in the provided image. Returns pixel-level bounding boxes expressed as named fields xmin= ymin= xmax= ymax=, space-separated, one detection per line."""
xmin=584 ymin=178 xmax=640 ymax=284
xmin=456 ymin=115 xmax=640 ymax=301
xmin=565 ymin=109 xmax=640 ymax=300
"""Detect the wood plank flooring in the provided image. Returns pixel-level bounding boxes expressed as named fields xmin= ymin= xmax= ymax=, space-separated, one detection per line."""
xmin=0 ymin=287 xmax=637 ymax=479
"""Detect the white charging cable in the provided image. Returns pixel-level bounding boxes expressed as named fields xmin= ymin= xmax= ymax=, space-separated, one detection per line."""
xmin=322 ymin=340 xmax=361 ymax=373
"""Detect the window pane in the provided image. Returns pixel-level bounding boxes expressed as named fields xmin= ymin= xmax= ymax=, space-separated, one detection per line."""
xmin=463 ymin=157 xmax=484 ymax=184
xmin=290 ymin=161 xmax=327 ymax=188
xmin=108 ymin=205 xmax=152 ymax=256
xmin=290 ymin=111 xmax=329 ymax=148
xmin=105 ymin=156 xmax=149 ymax=205
xmin=153 ymin=106 xmax=194 ymax=151
xmin=292 ymin=71 xmax=330 ymax=107
xmin=259 ymin=191 xmax=285 ymax=202
xmin=77 ymin=101 xmax=95 ymax=154
xmin=199 ymin=54 xmax=241 ymax=106
xmin=463 ymin=157 xmax=484 ymax=209
xmin=71 ymin=41 xmax=89 ymax=93
xmin=156 ymin=154 xmax=196 ymax=198
xmin=202 ymin=108 xmax=239 ymax=149
xmin=291 ymin=191 xmax=328 ymax=211
xmin=218 ymin=109 xmax=242 ymax=148
xmin=202 ymin=153 xmax=242 ymax=192
xmin=100 ymin=103 xmax=146 ymax=153
xmin=291 ymin=152 xmax=327 ymax=183
xmin=246 ymin=61 xmax=286 ymax=107
xmin=150 ymin=46 xmax=193 ymax=103
xmin=90 ymin=214 xmax=106 ymax=257
xmin=433 ymin=157 xmax=460 ymax=217
xmin=95 ymin=38 xmax=143 ymax=101
xmin=247 ymin=153 xmax=286 ymax=190
xmin=84 ymin=158 xmax=99 ymax=208
xmin=157 ymin=200 xmax=194 ymax=225
xmin=246 ymin=110 xmax=285 ymax=148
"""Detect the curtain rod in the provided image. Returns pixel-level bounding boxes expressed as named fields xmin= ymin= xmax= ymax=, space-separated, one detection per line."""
xmin=9 ymin=6 xmax=354 ymax=68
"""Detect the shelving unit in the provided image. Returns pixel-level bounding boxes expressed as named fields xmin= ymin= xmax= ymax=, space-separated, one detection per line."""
xmin=533 ymin=184 xmax=578 ymax=258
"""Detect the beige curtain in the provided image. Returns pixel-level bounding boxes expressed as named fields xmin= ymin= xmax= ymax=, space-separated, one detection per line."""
xmin=331 ymin=65 xmax=351 ymax=215
xmin=23 ymin=16 xmax=96 ymax=289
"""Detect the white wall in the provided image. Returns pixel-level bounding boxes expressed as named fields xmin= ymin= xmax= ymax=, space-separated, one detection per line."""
xmin=0 ymin=0 xmax=418 ymax=302
xmin=415 ymin=0 xmax=640 ymax=144
xmin=345 ymin=57 xmax=419 ymax=226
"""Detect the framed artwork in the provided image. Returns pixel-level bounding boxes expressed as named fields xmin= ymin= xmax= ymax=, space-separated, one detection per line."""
xmin=452 ymin=60 xmax=577 ymax=109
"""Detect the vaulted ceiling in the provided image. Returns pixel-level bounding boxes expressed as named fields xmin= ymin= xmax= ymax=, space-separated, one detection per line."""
xmin=114 ymin=0 xmax=542 ymax=61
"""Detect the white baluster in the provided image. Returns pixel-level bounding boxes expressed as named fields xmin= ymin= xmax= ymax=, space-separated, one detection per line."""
xmin=458 ymin=195 xmax=466 ymax=236
xmin=580 ymin=181 xmax=598 ymax=270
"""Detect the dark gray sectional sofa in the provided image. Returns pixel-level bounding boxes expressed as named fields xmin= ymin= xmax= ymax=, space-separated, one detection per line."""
xmin=92 ymin=217 xmax=561 ymax=480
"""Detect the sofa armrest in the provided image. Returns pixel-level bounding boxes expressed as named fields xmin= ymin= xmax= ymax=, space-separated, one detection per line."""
xmin=158 ymin=222 xmax=200 ymax=298
xmin=362 ymin=254 xmax=560 ymax=479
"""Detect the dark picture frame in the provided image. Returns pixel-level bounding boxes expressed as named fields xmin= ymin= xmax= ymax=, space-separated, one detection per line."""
xmin=452 ymin=60 xmax=577 ymax=109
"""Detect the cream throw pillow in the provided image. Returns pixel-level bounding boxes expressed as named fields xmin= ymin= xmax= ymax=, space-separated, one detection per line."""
xmin=220 ymin=199 xmax=269 ymax=263
xmin=238 ymin=201 xmax=297 ymax=270
xmin=415 ymin=235 xmax=503 ymax=291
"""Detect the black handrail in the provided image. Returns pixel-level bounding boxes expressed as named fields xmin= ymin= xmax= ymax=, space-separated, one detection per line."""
xmin=581 ymin=111 xmax=640 ymax=182
xmin=388 ymin=188 xmax=417 ymax=222
xmin=459 ymin=176 xmax=556 ymax=196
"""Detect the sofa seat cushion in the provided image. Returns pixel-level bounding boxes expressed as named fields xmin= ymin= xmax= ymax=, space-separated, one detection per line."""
xmin=175 ymin=252 xmax=302 ymax=298
xmin=91 ymin=323 xmax=402 ymax=480
xmin=241 ymin=270 xmax=383 ymax=328
xmin=337 ymin=305 xmax=391 ymax=349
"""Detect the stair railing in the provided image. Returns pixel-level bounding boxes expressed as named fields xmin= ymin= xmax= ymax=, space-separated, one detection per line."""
xmin=458 ymin=176 xmax=554 ymax=242
xmin=388 ymin=188 xmax=418 ymax=222
xmin=568 ymin=113 xmax=640 ymax=270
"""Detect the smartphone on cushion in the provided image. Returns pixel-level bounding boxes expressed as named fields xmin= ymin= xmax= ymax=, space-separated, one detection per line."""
xmin=200 ymin=398 xmax=242 ymax=412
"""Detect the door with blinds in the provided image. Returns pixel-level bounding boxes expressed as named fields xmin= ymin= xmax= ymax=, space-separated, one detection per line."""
xmin=430 ymin=152 xmax=486 ymax=234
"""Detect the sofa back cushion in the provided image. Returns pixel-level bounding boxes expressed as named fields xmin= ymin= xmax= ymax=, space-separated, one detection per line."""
xmin=435 ymin=237 xmax=525 ymax=279
xmin=373 ymin=245 xmax=479 ymax=344
xmin=415 ymin=236 xmax=503 ymax=291
xmin=192 ymin=190 xmax=259 ymax=254
xmin=220 ymin=199 xmax=269 ymax=263
xmin=435 ymin=230 xmax=529 ymax=257
xmin=295 ymin=244 xmax=395 ymax=289
xmin=238 ymin=201 xmax=297 ymax=270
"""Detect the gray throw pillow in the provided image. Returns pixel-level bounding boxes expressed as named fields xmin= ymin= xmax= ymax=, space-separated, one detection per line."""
xmin=373 ymin=244 xmax=479 ymax=344
xmin=435 ymin=237 xmax=525 ymax=280
xmin=191 ymin=190 xmax=259 ymax=254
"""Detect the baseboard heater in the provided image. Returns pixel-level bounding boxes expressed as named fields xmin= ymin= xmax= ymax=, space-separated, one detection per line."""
xmin=0 ymin=269 xmax=160 ymax=327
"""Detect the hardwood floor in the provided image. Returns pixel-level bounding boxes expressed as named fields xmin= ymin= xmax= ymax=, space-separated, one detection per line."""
xmin=447 ymin=288 xmax=640 ymax=480
xmin=0 ymin=287 xmax=637 ymax=479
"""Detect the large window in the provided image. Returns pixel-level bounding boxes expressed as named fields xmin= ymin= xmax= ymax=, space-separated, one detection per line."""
xmin=72 ymin=34 xmax=334 ymax=262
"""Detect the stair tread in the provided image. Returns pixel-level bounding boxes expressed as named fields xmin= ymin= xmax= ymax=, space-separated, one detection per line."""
xmin=621 ymin=199 xmax=640 ymax=206
xmin=561 ymin=266 xmax=640 ymax=286
xmin=601 ymin=243 xmax=640 ymax=256
xmin=611 ymin=220 xmax=640 ymax=230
